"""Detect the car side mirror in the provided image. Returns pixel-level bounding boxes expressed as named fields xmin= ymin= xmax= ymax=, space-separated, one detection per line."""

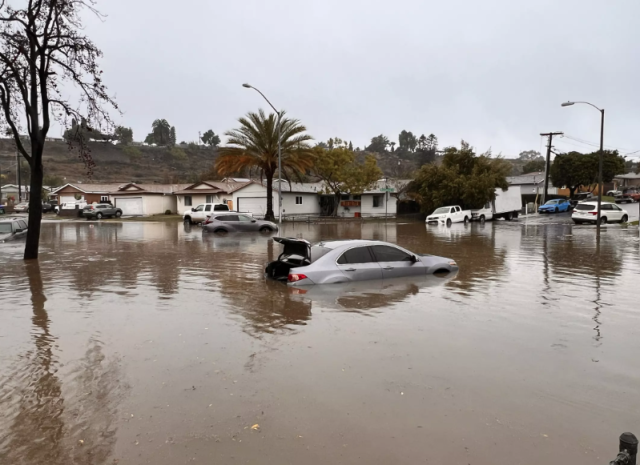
xmin=191 ymin=208 xmax=195 ymax=212
xmin=411 ymin=255 xmax=418 ymax=263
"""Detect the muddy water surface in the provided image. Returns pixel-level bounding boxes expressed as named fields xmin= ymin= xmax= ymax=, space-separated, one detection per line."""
xmin=1 ymin=219 xmax=639 ymax=464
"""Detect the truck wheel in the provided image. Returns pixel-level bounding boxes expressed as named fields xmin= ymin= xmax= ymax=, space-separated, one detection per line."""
xmin=446 ymin=218 xmax=452 ymax=227
xmin=513 ymin=212 xmax=519 ymax=218
xmin=480 ymin=215 xmax=485 ymax=223
xmin=506 ymin=212 xmax=513 ymax=221
xmin=463 ymin=216 xmax=469 ymax=224
xmin=184 ymin=216 xmax=192 ymax=224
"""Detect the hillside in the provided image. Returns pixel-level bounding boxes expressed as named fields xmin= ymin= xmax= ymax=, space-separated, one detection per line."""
xmin=0 ymin=139 xmax=219 ymax=184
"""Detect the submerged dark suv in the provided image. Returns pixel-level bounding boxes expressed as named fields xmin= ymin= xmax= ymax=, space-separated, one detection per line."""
xmin=0 ymin=218 xmax=28 ymax=242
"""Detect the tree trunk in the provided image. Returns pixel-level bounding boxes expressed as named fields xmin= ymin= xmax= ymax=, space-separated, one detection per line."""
xmin=265 ymin=174 xmax=275 ymax=222
xmin=24 ymin=153 xmax=44 ymax=260
xmin=333 ymin=192 xmax=341 ymax=217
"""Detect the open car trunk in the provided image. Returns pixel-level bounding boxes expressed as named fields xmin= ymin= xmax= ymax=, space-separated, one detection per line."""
xmin=265 ymin=237 xmax=312 ymax=282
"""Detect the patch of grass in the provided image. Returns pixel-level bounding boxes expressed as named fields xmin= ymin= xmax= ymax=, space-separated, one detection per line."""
xmin=602 ymin=195 xmax=615 ymax=202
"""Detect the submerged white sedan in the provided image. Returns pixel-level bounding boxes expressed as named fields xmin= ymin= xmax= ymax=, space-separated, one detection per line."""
xmin=265 ymin=238 xmax=459 ymax=286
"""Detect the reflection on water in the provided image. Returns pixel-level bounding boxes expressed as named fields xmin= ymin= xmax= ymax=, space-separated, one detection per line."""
xmin=1 ymin=220 xmax=639 ymax=465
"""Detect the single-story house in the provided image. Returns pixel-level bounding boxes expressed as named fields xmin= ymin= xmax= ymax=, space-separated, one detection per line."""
xmin=613 ymin=173 xmax=640 ymax=189
xmin=173 ymin=179 xmax=254 ymax=213
xmin=109 ymin=183 xmax=189 ymax=216
xmin=49 ymin=183 xmax=123 ymax=204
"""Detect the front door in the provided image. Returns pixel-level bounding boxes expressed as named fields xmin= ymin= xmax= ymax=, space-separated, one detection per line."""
xmin=370 ymin=245 xmax=426 ymax=279
xmin=336 ymin=246 xmax=383 ymax=281
xmin=236 ymin=214 xmax=256 ymax=231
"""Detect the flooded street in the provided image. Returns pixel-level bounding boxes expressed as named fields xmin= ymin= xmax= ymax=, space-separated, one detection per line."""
xmin=1 ymin=218 xmax=639 ymax=464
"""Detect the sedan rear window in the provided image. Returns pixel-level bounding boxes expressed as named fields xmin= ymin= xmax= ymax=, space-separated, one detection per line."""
xmin=337 ymin=247 xmax=376 ymax=264
xmin=575 ymin=204 xmax=595 ymax=211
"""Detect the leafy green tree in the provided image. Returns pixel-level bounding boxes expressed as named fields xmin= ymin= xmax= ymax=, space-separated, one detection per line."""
xmin=215 ymin=109 xmax=314 ymax=221
xmin=522 ymin=159 xmax=546 ymax=173
xmin=518 ymin=150 xmax=541 ymax=161
xmin=398 ymin=130 xmax=418 ymax=153
xmin=348 ymin=141 xmax=353 ymax=151
xmin=201 ymin=130 xmax=221 ymax=147
xmin=145 ymin=119 xmax=172 ymax=145
xmin=409 ymin=140 xmax=511 ymax=213
xmin=114 ymin=126 xmax=133 ymax=145
xmin=169 ymin=127 xmax=176 ymax=147
xmin=366 ymin=134 xmax=390 ymax=153
xmin=415 ymin=133 xmax=438 ymax=166
xmin=550 ymin=150 xmax=625 ymax=197
xmin=313 ymin=144 xmax=382 ymax=216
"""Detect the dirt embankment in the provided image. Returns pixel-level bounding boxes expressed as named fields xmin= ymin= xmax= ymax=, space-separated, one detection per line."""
xmin=0 ymin=139 xmax=218 ymax=183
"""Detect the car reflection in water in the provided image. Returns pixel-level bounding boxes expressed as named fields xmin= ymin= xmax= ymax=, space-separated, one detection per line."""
xmin=287 ymin=272 xmax=458 ymax=314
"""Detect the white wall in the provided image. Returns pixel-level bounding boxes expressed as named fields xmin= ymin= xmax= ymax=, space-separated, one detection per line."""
xmin=231 ymin=183 xmax=276 ymax=214
xmin=281 ymin=193 xmax=321 ymax=216
xmin=361 ymin=193 xmax=397 ymax=217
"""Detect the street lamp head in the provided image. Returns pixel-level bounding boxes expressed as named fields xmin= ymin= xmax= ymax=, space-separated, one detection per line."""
xmin=242 ymin=83 xmax=252 ymax=89
xmin=561 ymin=101 xmax=575 ymax=107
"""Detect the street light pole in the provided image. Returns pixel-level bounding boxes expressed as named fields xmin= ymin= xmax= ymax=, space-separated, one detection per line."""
xmin=243 ymin=83 xmax=282 ymax=225
xmin=561 ymin=101 xmax=605 ymax=231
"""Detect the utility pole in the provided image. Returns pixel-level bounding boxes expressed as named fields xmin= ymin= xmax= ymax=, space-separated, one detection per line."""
xmin=540 ymin=132 xmax=563 ymax=204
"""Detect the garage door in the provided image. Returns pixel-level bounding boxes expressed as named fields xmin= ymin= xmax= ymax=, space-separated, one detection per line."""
xmin=237 ymin=197 xmax=268 ymax=217
xmin=115 ymin=197 xmax=143 ymax=216
xmin=60 ymin=195 xmax=78 ymax=203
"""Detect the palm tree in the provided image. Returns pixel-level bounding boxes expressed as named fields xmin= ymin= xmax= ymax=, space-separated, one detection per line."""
xmin=216 ymin=109 xmax=314 ymax=221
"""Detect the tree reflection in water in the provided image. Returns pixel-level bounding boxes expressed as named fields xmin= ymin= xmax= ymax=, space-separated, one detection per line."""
xmin=0 ymin=262 xmax=125 ymax=465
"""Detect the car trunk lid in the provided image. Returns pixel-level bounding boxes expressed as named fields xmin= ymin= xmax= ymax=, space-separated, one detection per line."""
xmin=273 ymin=237 xmax=311 ymax=261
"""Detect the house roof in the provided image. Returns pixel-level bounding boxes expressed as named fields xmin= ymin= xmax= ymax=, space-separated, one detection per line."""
xmin=506 ymin=172 xmax=550 ymax=186
xmin=110 ymin=183 xmax=190 ymax=195
xmin=255 ymin=178 xmax=413 ymax=195
xmin=50 ymin=183 xmax=125 ymax=195
xmin=614 ymin=173 xmax=640 ymax=179
xmin=173 ymin=180 xmax=254 ymax=195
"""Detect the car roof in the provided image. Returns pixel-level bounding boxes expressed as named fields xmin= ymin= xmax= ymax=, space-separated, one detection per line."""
xmin=580 ymin=201 xmax=615 ymax=206
xmin=315 ymin=239 xmax=399 ymax=249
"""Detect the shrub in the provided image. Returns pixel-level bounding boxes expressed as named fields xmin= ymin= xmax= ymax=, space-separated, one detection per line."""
xmin=170 ymin=146 xmax=188 ymax=161
xmin=164 ymin=209 xmax=172 ymax=215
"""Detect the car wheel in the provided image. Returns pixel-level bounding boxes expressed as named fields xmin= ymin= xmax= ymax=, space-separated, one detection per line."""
xmin=259 ymin=226 xmax=272 ymax=233
xmin=214 ymin=229 xmax=228 ymax=235
xmin=600 ymin=216 xmax=607 ymax=225
xmin=94 ymin=212 xmax=102 ymax=219
xmin=554 ymin=207 xmax=559 ymax=213
xmin=446 ymin=218 xmax=452 ymax=227
xmin=115 ymin=211 xmax=122 ymax=218
xmin=621 ymin=215 xmax=628 ymax=223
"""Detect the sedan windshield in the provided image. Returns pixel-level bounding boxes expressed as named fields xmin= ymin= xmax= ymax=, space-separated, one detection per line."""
xmin=544 ymin=200 xmax=558 ymax=205
xmin=432 ymin=207 xmax=450 ymax=214
xmin=0 ymin=223 xmax=13 ymax=233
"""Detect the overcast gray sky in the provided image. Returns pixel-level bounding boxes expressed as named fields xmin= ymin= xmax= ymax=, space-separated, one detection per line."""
xmin=79 ymin=0 xmax=640 ymax=158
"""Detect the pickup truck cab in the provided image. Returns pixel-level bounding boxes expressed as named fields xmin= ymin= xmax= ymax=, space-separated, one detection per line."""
xmin=426 ymin=205 xmax=471 ymax=226
xmin=184 ymin=203 xmax=231 ymax=224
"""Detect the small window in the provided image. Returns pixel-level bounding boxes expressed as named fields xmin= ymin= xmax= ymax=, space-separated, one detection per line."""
xmin=18 ymin=220 xmax=28 ymax=229
xmin=612 ymin=205 xmax=622 ymax=211
xmin=352 ymin=195 xmax=361 ymax=201
xmin=601 ymin=204 xmax=612 ymax=211
xmin=337 ymin=247 xmax=376 ymax=264
xmin=214 ymin=204 xmax=230 ymax=211
xmin=206 ymin=195 xmax=214 ymax=203
xmin=193 ymin=205 xmax=204 ymax=212
xmin=341 ymin=195 xmax=350 ymax=201
xmin=100 ymin=196 xmax=109 ymax=202
xmin=204 ymin=205 xmax=212 ymax=212
xmin=370 ymin=245 xmax=412 ymax=262
xmin=373 ymin=195 xmax=384 ymax=208
xmin=220 ymin=215 xmax=239 ymax=222
xmin=184 ymin=196 xmax=192 ymax=206
xmin=295 ymin=196 xmax=303 ymax=205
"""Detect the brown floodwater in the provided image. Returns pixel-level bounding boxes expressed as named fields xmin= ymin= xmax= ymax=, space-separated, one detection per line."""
xmin=1 ymin=218 xmax=639 ymax=465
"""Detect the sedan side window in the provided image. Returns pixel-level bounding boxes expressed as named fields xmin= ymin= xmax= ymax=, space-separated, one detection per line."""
xmin=18 ymin=220 xmax=27 ymax=229
xmin=238 ymin=215 xmax=253 ymax=222
xmin=220 ymin=215 xmax=239 ymax=222
xmin=612 ymin=205 xmax=622 ymax=211
xmin=370 ymin=245 xmax=412 ymax=262
xmin=337 ymin=247 xmax=376 ymax=264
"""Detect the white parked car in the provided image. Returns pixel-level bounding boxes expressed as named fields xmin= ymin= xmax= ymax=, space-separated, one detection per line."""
xmin=572 ymin=201 xmax=629 ymax=225
xmin=426 ymin=205 xmax=471 ymax=226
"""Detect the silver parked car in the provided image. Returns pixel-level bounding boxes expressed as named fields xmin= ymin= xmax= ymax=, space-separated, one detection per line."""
xmin=82 ymin=203 xmax=123 ymax=219
xmin=202 ymin=213 xmax=278 ymax=234
xmin=265 ymin=238 xmax=459 ymax=285
xmin=0 ymin=218 xmax=28 ymax=242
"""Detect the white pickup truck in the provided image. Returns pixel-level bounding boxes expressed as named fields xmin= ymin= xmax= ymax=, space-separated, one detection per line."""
xmin=183 ymin=203 xmax=231 ymax=224
xmin=425 ymin=205 xmax=471 ymax=226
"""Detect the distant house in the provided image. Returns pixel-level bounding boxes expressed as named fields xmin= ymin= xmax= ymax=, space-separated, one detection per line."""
xmin=49 ymin=183 xmax=122 ymax=204
xmin=613 ymin=173 xmax=640 ymax=188
xmin=173 ymin=180 xmax=254 ymax=213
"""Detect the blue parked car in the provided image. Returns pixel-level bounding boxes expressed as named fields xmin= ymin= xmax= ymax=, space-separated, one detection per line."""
xmin=538 ymin=199 xmax=571 ymax=213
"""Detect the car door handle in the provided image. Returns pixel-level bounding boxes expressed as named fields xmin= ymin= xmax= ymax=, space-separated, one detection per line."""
xmin=344 ymin=268 xmax=356 ymax=272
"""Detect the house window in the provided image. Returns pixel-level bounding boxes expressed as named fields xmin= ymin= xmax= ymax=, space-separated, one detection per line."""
xmin=184 ymin=195 xmax=192 ymax=206
xmin=100 ymin=195 xmax=109 ymax=202
xmin=373 ymin=195 xmax=384 ymax=208
xmin=295 ymin=196 xmax=303 ymax=205
xmin=341 ymin=194 xmax=350 ymax=201
xmin=352 ymin=195 xmax=361 ymax=201
xmin=206 ymin=195 xmax=214 ymax=203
